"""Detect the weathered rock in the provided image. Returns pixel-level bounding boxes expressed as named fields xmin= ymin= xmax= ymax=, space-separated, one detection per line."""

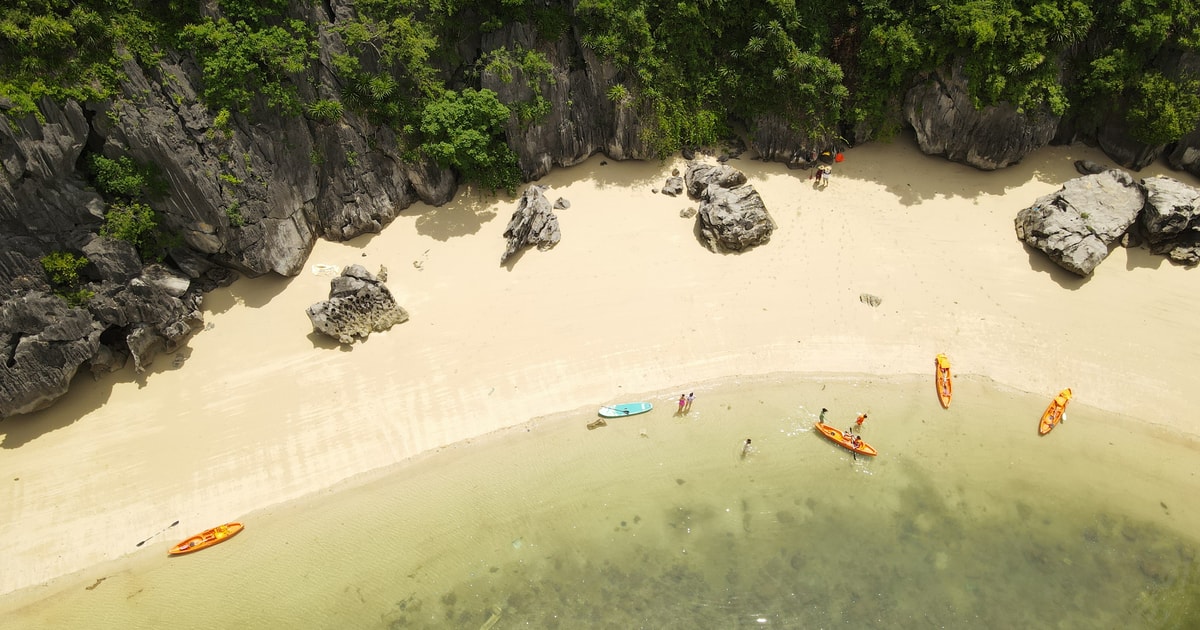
xmin=904 ymin=63 xmax=1059 ymax=170
xmin=0 ymin=293 xmax=104 ymax=417
xmin=305 ymin=265 xmax=409 ymax=344
xmin=684 ymin=163 xmax=774 ymax=253
xmin=1015 ymin=171 xmax=1145 ymax=275
xmin=662 ymin=176 xmax=685 ymax=197
xmin=1140 ymin=176 xmax=1200 ymax=265
xmin=480 ymin=22 xmax=654 ymax=180
xmin=554 ymin=197 xmax=570 ymax=210
xmin=501 ymin=186 xmax=561 ymax=264
xmin=1073 ymin=160 xmax=1111 ymax=176
xmin=81 ymin=236 xmax=142 ymax=285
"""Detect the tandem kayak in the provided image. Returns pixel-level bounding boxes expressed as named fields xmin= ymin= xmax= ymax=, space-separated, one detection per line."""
xmin=935 ymin=353 xmax=953 ymax=409
xmin=168 ymin=522 xmax=244 ymax=556
xmin=1038 ymin=388 xmax=1073 ymax=435
xmin=815 ymin=422 xmax=878 ymax=457
xmin=598 ymin=402 xmax=653 ymax=418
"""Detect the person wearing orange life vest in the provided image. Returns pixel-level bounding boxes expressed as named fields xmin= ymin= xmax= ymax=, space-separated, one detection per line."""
xmin=855 ymin=413 xmax=867 ymax=433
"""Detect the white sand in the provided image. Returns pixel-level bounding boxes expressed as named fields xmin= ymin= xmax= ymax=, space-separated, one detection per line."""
xmin=3 ymin=136 xmax=1199 ymax=599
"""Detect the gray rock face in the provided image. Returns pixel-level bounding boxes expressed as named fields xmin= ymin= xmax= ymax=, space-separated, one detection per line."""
xmin=904 ymin=63 xmax=1059 ymax=170
xmin=501 ymin=186 xmax=561 ymax=264
xmin=306 ymin=265 xmax=409 ymax=344
xmin=748 ymin=114 xmax=820 ymax=165
xmin=0 ymin=293 xmax=103 ymax=417
xmin=661 ymin=176 xmax=684 ymax=196
xmin=480 ymin=23 xmax=654 ymax=180
xmin=1015 ymin=171 xmax=1145 ymax=275
xmin=684 ymin=163 xmax=774 ymax=252
xmin=1167 ymin=126 xmax=1200 ymax=179
xmin=1140 ymin=176 xmax=1200 ymax=265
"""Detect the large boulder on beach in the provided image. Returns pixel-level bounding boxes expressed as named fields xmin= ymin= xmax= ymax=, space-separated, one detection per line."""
xmin=306 ymin=265 xmax=408 ymax=344
xmin=684 ymin=163 xmax=774 ymax=252
xmin=1015 ymin=170 xmax=1144 ymax=276
xmin=1140 ymin=176 xmax=1200 ymax=266
xmin=501 ymin=186 xmax=561 ymax=264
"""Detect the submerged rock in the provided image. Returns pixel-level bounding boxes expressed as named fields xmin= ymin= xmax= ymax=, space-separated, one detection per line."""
xmin=306 ymin=265 xmax=408 ymax=344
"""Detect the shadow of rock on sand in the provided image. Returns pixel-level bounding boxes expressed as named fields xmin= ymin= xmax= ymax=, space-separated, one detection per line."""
xmin=307 ymin=330 xmax=352 ymax=351
xmin=1023 ymin=244 xmax=1088 ymax=290
xmin=409 ymin=188 xmax=500 ymax=241
xmin=203 ymin=273 xmax=298 ymax=316
xmin=0 ymin=371 xmax=113 ymax=449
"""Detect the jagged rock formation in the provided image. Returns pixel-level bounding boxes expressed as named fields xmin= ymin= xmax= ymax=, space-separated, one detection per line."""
xmin=480 ymin=23 xmax=654 ymax=180
xmin=306 ymin=265 xmax=408 ymax=344
xmin=661 ymin=175 xmax=684 ymax=197
xmin=684 ymin=163 xmax=774 ymax=253
xmin=1015 ymin=171 xmax=1146 ymax=276
xmin=0 ymin=234 xmax=212 ymax=418
xmin=904 ymin=63 xmax=1060 ymax=170
xmin=501 ymin=186 xmax=561 ymax=264
xmin=1140 ymin=176 xmax=1200 ymax=265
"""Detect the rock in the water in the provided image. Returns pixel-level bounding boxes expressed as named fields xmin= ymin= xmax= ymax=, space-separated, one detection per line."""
xmin=684 ymin=163 xmax=774 ymax=252
xmin=305 ymin=265 xmax=409 ymax=344
xmin=554 ymin=197 xmax=570 ymax=210
xmin=1015 ymin=170 xmax=1144 ymax=276
xmin=501 ymin=186 xmax=561 ymax=264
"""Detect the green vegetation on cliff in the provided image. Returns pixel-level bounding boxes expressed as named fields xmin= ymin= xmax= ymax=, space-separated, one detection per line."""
xmin=2 ymin=1 xmax=1198 ymax=182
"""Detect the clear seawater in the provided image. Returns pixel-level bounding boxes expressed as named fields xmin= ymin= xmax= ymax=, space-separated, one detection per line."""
xmin=3 ymin=374 xmax=1198 ymax=629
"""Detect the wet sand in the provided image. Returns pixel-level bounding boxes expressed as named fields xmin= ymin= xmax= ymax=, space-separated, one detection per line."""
xmin=2 ymin=134 xmax=1200 ymax=604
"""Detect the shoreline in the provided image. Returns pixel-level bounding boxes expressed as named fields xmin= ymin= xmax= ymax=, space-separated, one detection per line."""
xmin=4 ymin=135 xmax=1200 ymax=601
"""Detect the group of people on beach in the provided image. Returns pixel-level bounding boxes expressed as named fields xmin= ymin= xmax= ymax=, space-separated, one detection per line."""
xmin=676 ymin=392 xmax=695 ymax=414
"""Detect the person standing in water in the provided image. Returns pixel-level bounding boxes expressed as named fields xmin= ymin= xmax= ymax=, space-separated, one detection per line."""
xmin=685 ymin=392 xmax=695 ymax=411
xmin=855 ymin=413 xmax=868 ymax=433
xmin=819 ymin=408 xmax=829 ymax=424
xmin=678 ymin=394 xmax=686 ymax=414
xmin=741 ymin=438 xmax=752 ymax=458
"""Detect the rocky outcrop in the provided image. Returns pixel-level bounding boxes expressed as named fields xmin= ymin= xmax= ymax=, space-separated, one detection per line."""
xmin=0 ymin=235 xmax=211 ymax=418
xmin=1015 ymin=171 xmax=1145 ymax=275
xmin=501 ymin=186 xmax=561 ymax=264
xmin=306 ymin=265 xmax=409 ymax=344
xmin=684 ymin=163 xmax=774 ymax=253
xmin=1167 ymin=126 xmax=1200 ymax=178
xmin=480 ymin=23 xmax=654 ymax=180
xmin=1141 ymin=176 xmax=1200 ymax=265
xmin=904 ymin=63 xmax=1060 ymax=170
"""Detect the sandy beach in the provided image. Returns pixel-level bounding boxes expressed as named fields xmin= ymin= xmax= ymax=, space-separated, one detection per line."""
xmin=3 ymin=134 xmax=1200 ymax=602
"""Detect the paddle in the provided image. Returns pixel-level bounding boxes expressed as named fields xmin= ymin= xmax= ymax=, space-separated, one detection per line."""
xmin=600 ymin=406 xmax=630 ymax=415
xmin=136 ymin=520 xmax=180 ymax=547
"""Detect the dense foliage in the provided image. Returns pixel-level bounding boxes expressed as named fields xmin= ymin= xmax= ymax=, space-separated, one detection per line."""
xmin=40 ymin=251 xmax=92 ymax=307
xmin=3 ymin=0 xmax=1198 ymax=186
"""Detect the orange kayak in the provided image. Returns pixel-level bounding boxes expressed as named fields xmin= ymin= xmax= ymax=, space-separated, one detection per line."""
xmin=935 ymin=353 xmax=952 ymax=409
xmin=815 ymin=422 xmax=878 ymax=457
xmin=1038 ymin=388 xmax=1073 ymax=435
xmin=168 ymin=522 xmax=244 ymax=555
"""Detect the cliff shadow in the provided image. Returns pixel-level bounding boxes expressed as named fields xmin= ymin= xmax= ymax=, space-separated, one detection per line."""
xmin=0 ymin=371 xmax=113 ymax=449
xmin=202 ymin=272 xmax=299 ymax=316
xmin=408 ymin=187 xmax=501 ymax=241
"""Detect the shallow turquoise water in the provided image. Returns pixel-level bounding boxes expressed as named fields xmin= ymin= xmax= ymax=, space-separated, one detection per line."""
xmin=3 ymin=375 xmax=1199 ymax=629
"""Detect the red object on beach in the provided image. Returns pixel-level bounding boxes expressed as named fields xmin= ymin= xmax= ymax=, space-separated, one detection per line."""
xmin=834 ymin=152 xmax=845 ymax=163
